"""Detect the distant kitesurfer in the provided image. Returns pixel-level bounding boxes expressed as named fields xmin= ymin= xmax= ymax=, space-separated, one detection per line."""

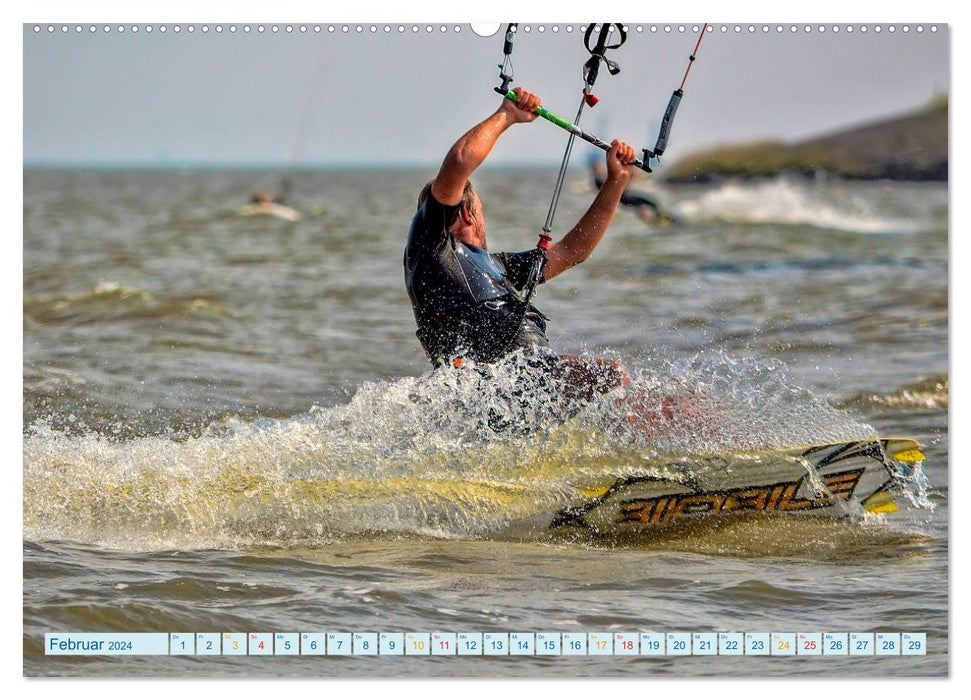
xmin=589 ymin=156 xmax=676 ymax=226
xmin=404 ymin=87 xmax=648 ymax=406
xmin=249 ymin=191 xmax=274 ymax=207
xmin=249 ymin=176 xmax=293 ymax=208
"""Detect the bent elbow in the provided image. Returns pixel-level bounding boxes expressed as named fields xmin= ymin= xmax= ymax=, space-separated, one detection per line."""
xmin=564 ymin=247 xmax=590 ymax=268
xmin=445 ymin=145 xmax=475 ymax=175
xmin=544 ymin=246 xmax=587 ymax=281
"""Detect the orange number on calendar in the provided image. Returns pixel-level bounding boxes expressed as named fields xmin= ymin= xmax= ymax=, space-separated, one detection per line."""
xmin=778 ymin=640 xmax=790 ymax=650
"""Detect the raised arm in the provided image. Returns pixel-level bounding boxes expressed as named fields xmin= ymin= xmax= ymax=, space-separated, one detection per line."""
xmin=543 ymin=141 xmax=637 ymax=281
xmin=431 ymin=87 xmax=541 ymax=206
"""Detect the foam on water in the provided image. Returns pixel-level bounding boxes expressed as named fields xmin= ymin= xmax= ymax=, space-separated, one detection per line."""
xmin=25 ymin=351 xmax=927 ymax=550
xmin=673 ymin=177 xmax=924 ymax=233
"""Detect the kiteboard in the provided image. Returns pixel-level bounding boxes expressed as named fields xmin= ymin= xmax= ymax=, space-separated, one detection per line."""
xmin=236 ymin=203 xmax=301 ymax=222
xmin=548 ymin=437 xmax=924 ymax=532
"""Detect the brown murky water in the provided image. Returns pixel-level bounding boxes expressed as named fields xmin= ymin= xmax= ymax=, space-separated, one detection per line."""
xmin=23 ymin=168 xmax=947 ymax=676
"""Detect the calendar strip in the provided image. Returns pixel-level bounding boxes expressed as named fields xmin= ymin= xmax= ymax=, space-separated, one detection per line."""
xmin=45 ymin=632 xmax=927 ymax=656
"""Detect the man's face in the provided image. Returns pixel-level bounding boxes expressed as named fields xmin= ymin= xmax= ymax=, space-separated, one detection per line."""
xmin=471 ymin=190 xmax=486 ymax=238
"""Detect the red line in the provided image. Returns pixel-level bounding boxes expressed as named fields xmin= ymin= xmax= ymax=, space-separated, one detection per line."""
xmin=679 ymin=23 xmax=708 ymax=91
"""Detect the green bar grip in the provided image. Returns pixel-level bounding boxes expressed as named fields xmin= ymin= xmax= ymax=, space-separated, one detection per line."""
xmin=494 ymin=87 xmax=651 ymax=172
xmin=498 ymin=89 xmax=573 ymax=129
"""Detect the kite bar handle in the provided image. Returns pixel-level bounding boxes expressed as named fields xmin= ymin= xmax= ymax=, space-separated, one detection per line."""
xmin=495 ymin=88 xmax=652 ymax=173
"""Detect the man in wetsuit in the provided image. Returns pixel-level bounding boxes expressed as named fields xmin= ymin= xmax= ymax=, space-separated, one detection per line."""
xmin=404 ymin=87 xmax=640 ymax=402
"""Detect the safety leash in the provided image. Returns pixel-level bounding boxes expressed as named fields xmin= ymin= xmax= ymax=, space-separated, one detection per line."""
xmin=491 ymin=22 xmax=708 ymax=321
xmin=495 ymin=23 xmax=627 ymax=310
xmin=541 ymin=23 xmax=626 ymax=248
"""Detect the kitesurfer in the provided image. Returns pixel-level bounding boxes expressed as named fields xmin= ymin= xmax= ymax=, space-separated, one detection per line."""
xmin=249 ymin=176 xmax=293 ymax=207
xmin=589 ymin=156 xmax=677 ymax=226
xmin=404 ymin=87 xmax=640 ymax=402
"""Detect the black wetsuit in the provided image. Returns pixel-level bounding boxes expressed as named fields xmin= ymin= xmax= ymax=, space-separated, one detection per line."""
xmin=594 ymin=175 xmax=660 ymax=212
xmin=404 ymin=194 xmax=549 ymax=366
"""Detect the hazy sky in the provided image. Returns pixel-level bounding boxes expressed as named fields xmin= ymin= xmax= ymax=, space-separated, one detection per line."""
xmin=23 ymin=23 xmax=949 ymax=167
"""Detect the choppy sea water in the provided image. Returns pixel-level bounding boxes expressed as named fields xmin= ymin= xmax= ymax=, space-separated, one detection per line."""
xmin=23 ymin=168 xmax=948 ymax=676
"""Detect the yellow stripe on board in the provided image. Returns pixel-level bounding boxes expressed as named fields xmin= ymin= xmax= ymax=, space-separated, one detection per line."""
xmin=576 ymin=483 xmax=614 ymax=499
xmin=890 ymin=448 xmax=925 ymax=463
xmin=864 ymin=501 xmax=899 ymax=514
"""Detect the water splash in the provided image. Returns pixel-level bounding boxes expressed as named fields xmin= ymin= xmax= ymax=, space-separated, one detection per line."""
xmin=25 ymin=351 xmax=918 ymax=550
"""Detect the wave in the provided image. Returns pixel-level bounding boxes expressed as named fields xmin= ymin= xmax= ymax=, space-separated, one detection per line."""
xmin=23 ymin=280 xmax=231 ymax=325
xmin=672 ymin=177 xmax=925 ymax=233
xmin=25 ymin=352 xmax=913 ymax=551
xmin=841 ymin=374 xmax=948 ymax=411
